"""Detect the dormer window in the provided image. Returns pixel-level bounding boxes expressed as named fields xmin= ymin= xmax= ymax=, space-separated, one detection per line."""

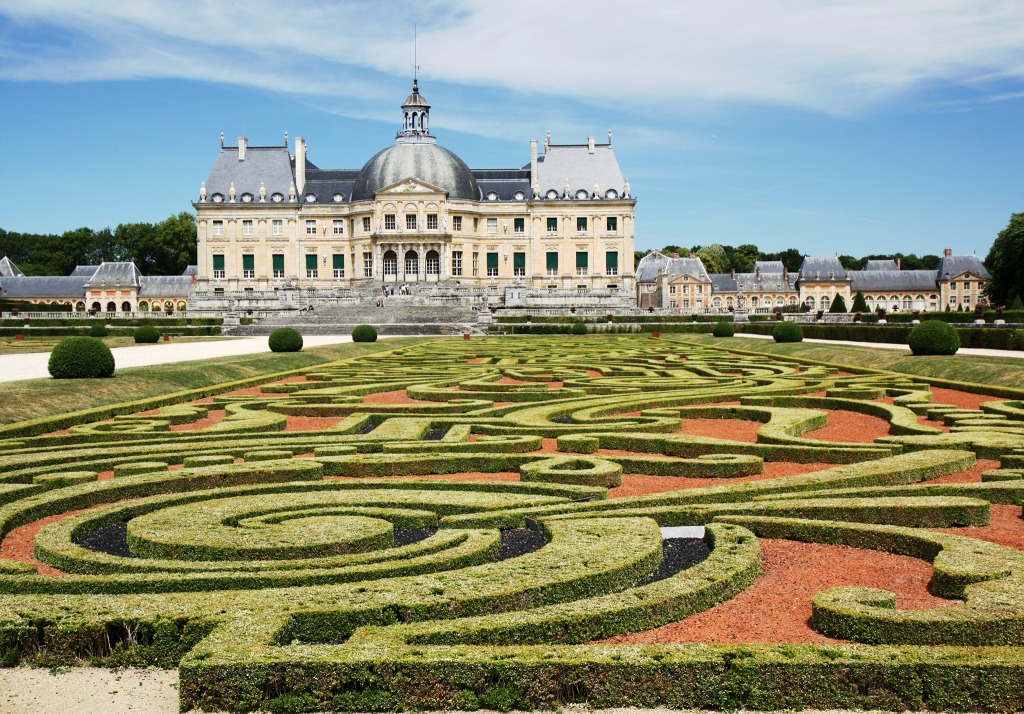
xmin=604 ymin=189 xmax=619 ymax=199
xmin=513 ymin=191 xmax=525 ymax=201
xmin=545 ymin=189 xmax=559 ymax=200
xmin=487 ymin=191 xmax=498 ymax=201
xmin=332 ymin=193 xmax=345 ymax=202
xmin=575 ymin=189 xmax=589 ymax=200
xmin=211 ymin=193 xmax=224 ymax=203
xmin=304 ymin=193 xmax=317 ymax=203
xmin=241 ymin=193 xmax=254 ymax=203
xmin=271 ymin=192 xmax=284 ymax=203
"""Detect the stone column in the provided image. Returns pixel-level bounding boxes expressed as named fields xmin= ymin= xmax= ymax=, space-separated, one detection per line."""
xmin=374 ymin=243 xmax=382 ymax=282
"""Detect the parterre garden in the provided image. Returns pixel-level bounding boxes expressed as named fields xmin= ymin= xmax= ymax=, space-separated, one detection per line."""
xmin=1 ymin=335 xmax=1024 ymax=712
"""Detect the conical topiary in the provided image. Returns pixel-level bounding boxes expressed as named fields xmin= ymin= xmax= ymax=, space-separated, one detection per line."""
xmin=851 ymin=291 xmax=868 ymax=313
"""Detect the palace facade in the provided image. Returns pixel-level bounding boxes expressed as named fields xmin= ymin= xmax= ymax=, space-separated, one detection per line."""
xmin=193 ymin=82 xmax=636 ymax=304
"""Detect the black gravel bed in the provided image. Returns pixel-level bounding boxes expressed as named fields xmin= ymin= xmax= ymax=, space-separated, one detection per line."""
xmin=422 ymin=428 xmax=448 ymax=441
xmin=497 ymin=528 xmax=546 ymax=561
xmin=74 ymin=522 xmax=138 ymax=558
xmin=632 ymin=538 xmax=710 ymax=587
xmin=393 ymin=528 xmax=438 ymax=547
xmin=552 ymin=415 xmax=575 ymax=424
xmin=357 ymin=420 xmax=381 ymax=435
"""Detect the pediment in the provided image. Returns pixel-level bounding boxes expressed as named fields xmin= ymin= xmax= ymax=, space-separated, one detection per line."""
xmin=375 ymin=178 xmax=447 ymax=197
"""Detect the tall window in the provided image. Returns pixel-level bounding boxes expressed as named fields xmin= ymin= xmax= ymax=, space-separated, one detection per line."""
xmin=513 ymin=252 xmax=526 ymax=277
xmin=272 ymin=254 xmax=285 ymax=278
xmin=605 ymin=251 xmax=618 ymax=276
xmin=406 ymin=214 xmax=417 ymax=231
xmin=405 ymin=250 xmax=419 ymax=275
xmin=305 ymin=220 xmax=317 ymax=235
xmin=487 ymin=218 xmax=498 ymax=234
xmin=272 ymin=219 xmax=283 ymax=236
xmin=212 ymin=220 xmax=223 ymax=236
xmin=606 ymin=216 xmax=618 ymax=233
xmin=384 ymin=214 xmax=396 ymax=230
xmin=486 ymin=252 xmax=499 ymax=277
xmin=452 ymin=216 xmax=462 ymax=231
xmin=426 ymin=250 xmax=439 ymax=275
xmin=452 ymin=251 xmax=463 ymax=277
xmin=363 ymin=252 xmax=373 ymax=278
xmin=362 ymin=217 xmax=371 ymax=232
xmin=576 ymin=217 xmax=588 ymax=233
xmin=212 ymin=254 xmax=225 ymax=279
xmin=547 ymin=217 xmax=557 ymax=233
xmin=514 ymin=217 xmax=525 ymax=233
xmin=242 ymin=254 xmax=255 ymax=278
xmin=333 ymin=220 xmax=344 ymax=235
xmin=546 ymin=252 xmax=558 ymax=277
xmin=332 ymin=254 xmax=345 ymax=278
xmin=576 ymin=251 xmax=589 ymax=276
xmin=306 ymin=254 xmax=318 ymax=278
xmin=427 ymin=214 xmax=438 ymax=230
xmin=383 ymin=250 xmax=397 ymax=276
xmin=242 ymin=220 xmax=253 ymax=236
xmin=472 ymin=252 xmax=479 ymax=276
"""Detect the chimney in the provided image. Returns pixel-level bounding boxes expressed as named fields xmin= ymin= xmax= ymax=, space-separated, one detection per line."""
xmin=295 ymin=137 xmax=307 ymax=194
xmin=944 ymin=247 xmax=953 ymax=257
xmin=731 ymin=267 xmax=736 ymax=279
xmin=530 ymin=139 xmax=538 ymax=184
xmin=237 ymin=137 xmax=247 ymax=161
xmin=672 ymin=253 xmax=680 ymax=259
xmin=783 ymin=267 xmax=789 ymax=281
xmin=588 ymin=136 xmax=595 ymax=154
xmin=896 ymin=257 xmax=901 ymax=269
xmin=756 ymin=267 xmax=761 ymax=278
xmin=689 ymin=252 xmax=696 ymax=259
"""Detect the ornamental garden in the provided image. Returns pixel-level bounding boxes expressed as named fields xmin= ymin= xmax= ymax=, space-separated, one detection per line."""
xmin=1 ymin=335 xmax=1024 ymax=712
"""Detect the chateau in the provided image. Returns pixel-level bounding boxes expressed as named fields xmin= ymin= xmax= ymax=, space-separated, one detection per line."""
xmin=192 ymin=81 xmax=636 ymax=307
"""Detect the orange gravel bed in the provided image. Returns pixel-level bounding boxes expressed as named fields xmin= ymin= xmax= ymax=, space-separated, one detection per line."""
xmin=596 ymin=538 xmax=959 ymax=645
xmin=921 ymin=459 xmax=998 ymax=484
xmin=930 ymin=387 xmax=1005 ymax=410
xmin=931 ymin=505 xmax=1024 ymax=551
xmin=680 ymin=418 xmax=761 ymax=443
xmin=363 ymin=390 xmax=428 ymax=405
xmin=170 ymin=409 xmax=226 ymax=431
xmin=607 ymin=463 xmax=833 ymax=498
xmin=286 ymin=416 xmax=346 ymax=431
xmin=801 ymin=410 xmax=892 ymax=443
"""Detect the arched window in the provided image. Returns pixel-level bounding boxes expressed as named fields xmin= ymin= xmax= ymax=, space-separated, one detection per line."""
xmin=152 ymin=302 xmax=162 ymax=312
xmin=788 ymin=296 xmax=797 ymax=305
xmin=138 ymin=301 xmax=149 ymax=312
xmin=425 ymin=250 xmax=439 ymax=275
xmin=864 ymin=296 xmax=874 ymax=309
xmin=902 ymin=296 xmax=912 ymax=311
xmin=805 ymin=296 xmax=815 ymax=307
xmin=819 ymin=296 xmax=830 ymax=310
xmin=726 ymin=297 xmax=734 ymax=308
xmin=177 ymin=301 xmax=187 ymax=312
xmin=750 ymin=297 xmax=759 ymax=308
xmin=91 ymin=301 xmax=101 ymax=313
xmin=713 ymin=297 xmax=722 ymax=308
xmin=75 ymin=301 xmax=85 ymax=312
xmin=404 ymin=250 xmax=419 ymax=276
xmin=383 ymin=250 xmax=398 ymax=276
xmin=106 ymin=301 xmax=116 ymax=312
xmin=121 ymin=301 xmax=132 ymax=312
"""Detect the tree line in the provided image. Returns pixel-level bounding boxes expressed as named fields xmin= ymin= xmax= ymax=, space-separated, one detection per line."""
xmin=0 ymin=213 xmax=196 ymax=278
xmin=634 ymin=243 xmax=942 ymax=275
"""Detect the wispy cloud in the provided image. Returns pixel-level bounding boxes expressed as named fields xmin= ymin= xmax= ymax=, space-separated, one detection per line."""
xmin=2 ymin=0 xmax=1023 ymax=127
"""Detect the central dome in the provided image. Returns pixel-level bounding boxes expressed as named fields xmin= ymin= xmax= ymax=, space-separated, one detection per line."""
xmin=352 ymin=142 xmax=479 ymax=201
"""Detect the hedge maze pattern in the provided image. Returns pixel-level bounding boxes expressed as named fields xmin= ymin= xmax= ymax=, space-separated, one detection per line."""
xmin=1 ymin=335 xmax=1024 ymax=711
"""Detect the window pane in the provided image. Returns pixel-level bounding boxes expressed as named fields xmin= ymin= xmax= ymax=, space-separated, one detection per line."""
xmin=306 ymin=254 xmax=317 ymax=270
xmin=212 ymin=254 xmax=225 ymax=270
xmin=576 ymin=252 xmax=588 ymax=268
xmin=242 ymin=255 xmax=255 ymax=270
xmin=513 ymin=252 xmax=526 ymax=268
xmin=546 ymin=252 xmax=558 ymax=270
xmin=333 ymin=254 xmax=344 ymax=269
xmin=606 ymin=252 xmax=618 ymax=268
xmin=272 ymin=255 xmax=284 ymax=271
xmin=486 ymin=252 xmax=499 ymax=269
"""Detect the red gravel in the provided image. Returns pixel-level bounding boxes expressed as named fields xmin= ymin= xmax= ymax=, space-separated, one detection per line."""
xmin=921 ymin=459 xmax=998 ymax=484
xmin=932 ymin=505 xmax=1024 ymax=551
xmin=363 ymin=390 xmax=427 ymax=405
xmin=170 ymin=409 xmax=225 ymax=431
xmin=681 ymin=418 xmax=761 ymax=443
xmin=801 ymin=410 xmax=892 ymax=443
xmin=285 ymin=416 xmax=346 ymax=431
xmin=931 ymin=387 xmax=1005 ymax=410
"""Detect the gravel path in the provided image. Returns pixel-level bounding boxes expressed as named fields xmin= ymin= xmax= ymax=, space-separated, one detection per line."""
xmin=0 ymin=335 xmax=368 ymax=383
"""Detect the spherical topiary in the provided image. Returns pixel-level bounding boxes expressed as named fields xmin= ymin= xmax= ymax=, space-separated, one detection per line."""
xmin=712 ymin=321 xmax=735 ymax=338
xmin=351 ymin=325 xmax=378 ymax=343
xmin=772 ymin=321 xmax=804 ymax=343
xmin=907 ymin=319 xmax=959 ymax=356
xmin=133 ymin=325 xmax=161 ymax=344
xmin=47 ymin=337 xmax=115 ymax=379
xmin=88 ymin=323 xmax=109 ymax=338
xmin=268 ymin=327 xmax=303 ymax=352
xmin=570 ymin=321 xmax=588 ymax=335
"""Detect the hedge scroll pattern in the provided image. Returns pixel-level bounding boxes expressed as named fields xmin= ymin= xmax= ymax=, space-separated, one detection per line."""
xmin=1 ymin=336 xmax=1024 ymax=712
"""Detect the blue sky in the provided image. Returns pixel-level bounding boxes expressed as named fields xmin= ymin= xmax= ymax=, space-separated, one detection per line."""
xmin=1 ymin=1 xmax=1022 ymax=258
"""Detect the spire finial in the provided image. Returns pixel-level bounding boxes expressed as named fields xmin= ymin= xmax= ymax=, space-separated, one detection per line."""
xmin=413 ymin=23 xmax=419 ymax=88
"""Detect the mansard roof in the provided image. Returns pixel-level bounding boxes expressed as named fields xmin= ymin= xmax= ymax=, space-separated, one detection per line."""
xmin=850 ymin=270 xmax=940 ymax=292
xmin=937 ymin=254 xmax=991 ymax=280
xmin=535 ymin=142 xmax=628 ymax=200
xmin=863 ymin=259 xmax=899 ymax=271
xmin=709 ymin=272 xmax=798 ymax=294
xmin=138 ymin=276 xmax=194 ymax=298
xmin=635 ymin=251 xmax=708 ymax=283
xmin=0 ymin=256 xmax=24 ymax=277
xmin=0 ymin=277 xmax=86 ymax=299
xmin=202 ymin=146 xmax=295 ymax=204
xmin=798 ymin=256 xmax=848 ymax=281
xmin=85 ymin=262 xmax=143 ymax=288
xmin=753 ymin=261 xmax=786 ymax=274
xmin=70 ymin=265 xmax=100 ymax=277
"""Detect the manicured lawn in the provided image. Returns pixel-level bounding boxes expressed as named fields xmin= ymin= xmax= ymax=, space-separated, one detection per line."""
xmin=0 ymin=337 xmax=431 ymax=424
xmin=0 ymin=334 xmax=232 ymax=355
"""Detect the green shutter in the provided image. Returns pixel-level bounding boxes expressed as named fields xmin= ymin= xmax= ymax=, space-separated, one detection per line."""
xmin=333 ymin=254 xmax=344 ymax=270
xmin=576 ymin=251 xmax=588 ymax=268
xmin=606 ymin=252 xmax=618 ymax=269
xmin=486 ymin=252 xmax=499 ymax=269
xmin=272 ymin=254 xmax=284 ymax=271
xmin=242 ymin=254 xmax=255 ymax=271
xmin=513 ymin=252 xmax=526 ymax=268
xmin=306 ymin=254 xmax=317 ymax=270
xmin=212 ymin=254 xmax=225 ymax=271
xmin=546 ymin=252 xmax=558 ymax=270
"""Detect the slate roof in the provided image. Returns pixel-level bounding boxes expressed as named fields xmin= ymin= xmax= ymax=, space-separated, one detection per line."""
xmin=473 ymin=169 xmax=532 ymax=202
xmin=202 ymin=146 xmax=295 ymax=205
xmin=70 ymin=265 xmax=100 ymax=277
xmin=302 ymin=168 xmax=359 ymax=204
xmin=863 ymin=259 xmax=899 ymax=271
xmin=182 ymin=265 xmax=199 ymax=277
xmin=635 ymin=251 xmax=708 ymax=283
xmin=709 ymin=272 xmax=798 ymax=294
xmin=0 ymin=277 xmax=86 ymax=299
xmin=937 ymin=254 xmax=991 ymax=280
xmin=0 ymin=256 xmax=24 ymax=277
xmin=535 ymin=143 xmax=627 ymax=200
xmin=753 ymin=261 xmax=785 ymax=274
xmin=798 ymin=256 xmax=848 ymax=281
xmin=138 ymin=276 xmax=194 ymax=298
xmin=850 ymin=270 xmax=940 ymax=292
xmin=85 ymin=262 xmax=143 ymax=288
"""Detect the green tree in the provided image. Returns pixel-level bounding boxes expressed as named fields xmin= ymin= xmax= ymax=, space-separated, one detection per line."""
xmin=851 ymin=291 xmax=869 ymax=312
xmin=1011 ymin=294 xmax=1024 ymax=311
xmin=761 ymin=248 xmax=803 ymax=273
xmin=984 ymin=212 xmax=1024 ymax=306
xmin=731 ymin=243 xmax=760 ymax=273
xmin=838 ymin=255 xmax=861 ymax=271
xmin=695 ymin=243 xmax=727 ymax=274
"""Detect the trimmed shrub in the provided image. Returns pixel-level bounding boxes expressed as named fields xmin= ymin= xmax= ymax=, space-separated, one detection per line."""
xmin=133 ymin=325 xmax=161 ymax=344
xmin=268 ymin=327 xmax=303 ymax=352
xmin=712 ymin=321 xmax=735 ymax=338
xmin=1008 ymin=330 xmax=1024 ymax=351
xmin=352 ymin=324 xmax=378 ymax=343
xmin=851 ymin=291 xmax=869 ymax=313
xmin=570 ymin=321 xmax=588 ymax=335
xmin=1011 ymin=294 xmax=1023 ymax=311
xmin=87 ymin=323 xmax=109 ymax=338
xmin=772 ymin=321 xmax=804 ymax=343
xmin=907 ymin=319 xmax=959 ymax=356
xmin=47 ymin=337 xmax=115 ymax=379
xmin=828 ymin=294 xmax=848 ymax=313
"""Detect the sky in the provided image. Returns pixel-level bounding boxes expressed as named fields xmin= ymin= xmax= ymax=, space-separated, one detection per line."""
xmin=1 ymin=1 xmax=1022 ymax=258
